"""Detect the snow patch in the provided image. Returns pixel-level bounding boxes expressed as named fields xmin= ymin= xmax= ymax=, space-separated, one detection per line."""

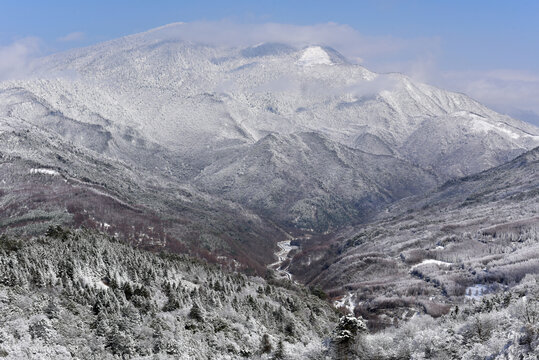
xmin=411 ymin=259 xmax=452 ymax=270
xmin=79 ymin=273 xmax=109 ymax=290
xmin=334 ymin=293 xmax=356 ymax=314
xmin=30 ymin=168 xmax=59 ymax=176
xmin=465 ymin=284 xmax=489 ymax=300
xmin=296 ymin=46 xmax=333 ymax=66
xmin=470 ymin=119 xmax=520 ymax=139
xmin=452 ymin=112 xmax=527 ymax=140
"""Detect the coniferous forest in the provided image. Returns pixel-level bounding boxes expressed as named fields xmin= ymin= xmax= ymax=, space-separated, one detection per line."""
xmin=0 ymin=227 xmax=538 ymax=359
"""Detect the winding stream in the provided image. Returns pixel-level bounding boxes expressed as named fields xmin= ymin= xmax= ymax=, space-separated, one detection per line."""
xmin=269 ymin=240 xmax=299 ymax=280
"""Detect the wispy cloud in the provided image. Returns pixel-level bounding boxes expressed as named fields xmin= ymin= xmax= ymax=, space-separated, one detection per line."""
xmin=1 ymin=21 xmax=537 ymax=126
xmin=439 ymin=69 xmax=539 ymax=123
xmin=150 ymin=21 xmax=539 ymax=125
xmin=151 ymin=21 xmax=440 ymax=67
xmin=0 ymin=37 xmax=41 ymax=81
xmin=57 ymin=31 xmax=85 ymax=42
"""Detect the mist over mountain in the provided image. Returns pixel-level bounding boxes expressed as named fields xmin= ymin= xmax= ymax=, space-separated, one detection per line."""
xmin=1 ymin=23 xmax=539 ymax=359
xmin=1 ymin=24 xmax=538 ymax=248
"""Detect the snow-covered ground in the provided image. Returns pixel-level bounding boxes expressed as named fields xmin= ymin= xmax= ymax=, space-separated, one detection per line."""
xmin=30 ymin=168 xmax=59 ymax=176
xmin=334 ymin=292 xmax=356 ymax=314
xmin=464 ymin=283 xmax=506 ymax=301
xmin=410 ymin=259 xmax=452 ymax=270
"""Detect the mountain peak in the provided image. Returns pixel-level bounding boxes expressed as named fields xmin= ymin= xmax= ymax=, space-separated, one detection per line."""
xmin=296 ymin=46 xmax=337 ymax=66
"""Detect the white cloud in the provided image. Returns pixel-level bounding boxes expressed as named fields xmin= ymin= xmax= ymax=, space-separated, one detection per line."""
xmin=148 ymin=21 xmax=539 ymax=125
xmin=0 ymin=37 xmax=41 ymax=81
xmin=151 ymin=21 xmax=439 ymax=99
xmin=344 ymin=76 xmax=400 ymax=98
xmin=57 ymin=31 xmax=85 ymax=42
xmin=1 ymin=21 xmax=536 ymax=126
xmin=149 ymin=21 xmax=439 ymax=66
xmin=439 ymin=69 xmax=539 ymax=121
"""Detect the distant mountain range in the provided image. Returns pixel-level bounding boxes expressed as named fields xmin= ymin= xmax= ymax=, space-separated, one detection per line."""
xmin=1 ymin=23 xmax=538 ymax=272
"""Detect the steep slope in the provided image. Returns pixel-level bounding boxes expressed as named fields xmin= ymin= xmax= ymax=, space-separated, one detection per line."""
xmin=289 ymin=147 xmax=539 ymax=328
xmin=0 ymin=229 xmax=337 ymax=359
xmin=1 ymin=23 xmax=538 ymax=265
xmin=194 ymin=132 xmax=437 ymax=231
xmin=0 ymin=121 xmax=284 ymax=273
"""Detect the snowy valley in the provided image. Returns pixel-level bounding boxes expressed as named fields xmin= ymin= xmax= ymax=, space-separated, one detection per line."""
xmin=0 ymin=23 xmax=538 ymax=359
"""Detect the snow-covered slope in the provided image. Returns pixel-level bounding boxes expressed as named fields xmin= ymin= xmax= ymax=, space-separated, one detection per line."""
xmin=1 ymin=23 xmax=538 ymax=246
xmin=290 ymin=146 xmax=539 ymax=326
xmin=194 ymin=132 xmax=437 ymax=231
xmin=3 ymin=24 xmax=535 ymax=167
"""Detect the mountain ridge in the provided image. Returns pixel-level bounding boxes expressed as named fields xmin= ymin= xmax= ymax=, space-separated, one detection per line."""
xmin=1 ymin=23 xmax=538 ymax=271
xmin=288 ymin=145 xmax=538 ymax=328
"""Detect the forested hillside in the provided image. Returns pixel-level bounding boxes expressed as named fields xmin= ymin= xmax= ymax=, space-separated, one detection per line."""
xmin=0 ymin=228 xmax=337 ymax=359
xmin=0 ymin=228 xmax=537 ymax=359
xmin=350 ymin=275 xmax=539 ymax=359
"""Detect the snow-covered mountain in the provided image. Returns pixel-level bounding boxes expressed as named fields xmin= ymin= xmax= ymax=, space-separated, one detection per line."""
xmin=3 ymin=25 xmax=536 ymax=165
xmin=289 ymin=145 xmax=539 ymax=327
xmin=16 ymin=25 xmax=536 ymax=173
xmin=1 ymin=23 xmax=539 ymax=267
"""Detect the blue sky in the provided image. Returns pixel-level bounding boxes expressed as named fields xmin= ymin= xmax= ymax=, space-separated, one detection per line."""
xmin=1 ymin=0 xmax=539 ymax=124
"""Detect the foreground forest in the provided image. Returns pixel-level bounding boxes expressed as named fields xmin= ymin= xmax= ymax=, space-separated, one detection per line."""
xmin=0 ymin=228 xmax=538 ymax=359
xmin=0 ymin=228 xmax=337 ymax=359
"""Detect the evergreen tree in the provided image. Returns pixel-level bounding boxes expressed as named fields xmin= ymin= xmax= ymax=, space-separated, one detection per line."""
xmin=189 ymin=302 xmax=204 ymax=322
xmin=273 ymin=339 xmax=285 ymax=359
xmin=260 ymin=333 xmax=272 ymax=354
xmin=333 ymin=316 xmax=367 ymax=360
